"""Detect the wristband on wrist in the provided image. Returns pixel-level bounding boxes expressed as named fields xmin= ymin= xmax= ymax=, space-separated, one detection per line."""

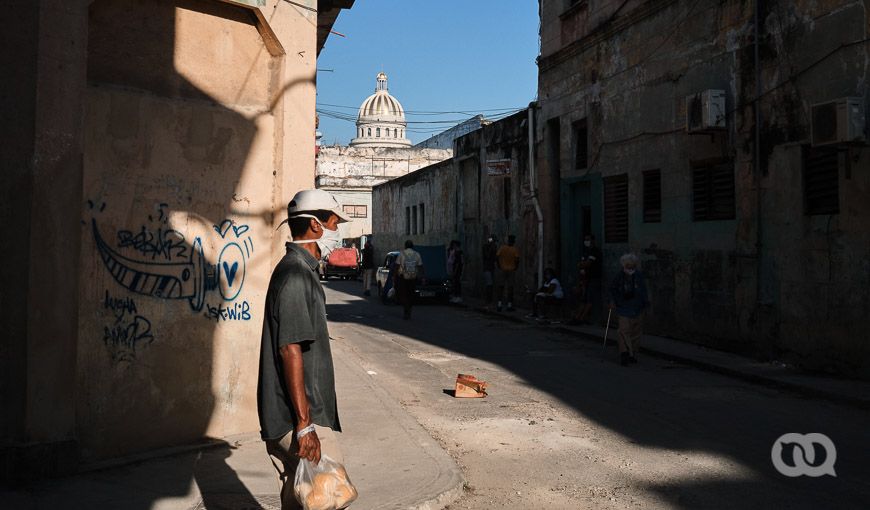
xmin=296 ymin=424 xmax=316 ymax=439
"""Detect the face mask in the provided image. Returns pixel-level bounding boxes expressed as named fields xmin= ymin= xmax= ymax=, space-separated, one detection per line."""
xmin=292 ymin=215 xmax=342 ymax=260
xmin=584 ymin=241 xmax=592 ymax=247
xmin=624 ymin=268 xmax=636 ymax=276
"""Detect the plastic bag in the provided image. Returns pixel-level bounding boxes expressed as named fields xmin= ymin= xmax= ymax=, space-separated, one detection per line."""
xmin=294 ymin=454 xmax=358 ymax=510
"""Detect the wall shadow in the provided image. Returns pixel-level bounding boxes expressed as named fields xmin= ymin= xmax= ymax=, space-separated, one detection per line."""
xmin=80 ymin=0 xmax=304 ymax=506
xmin=323 ymin=282 xmax=870 ymax=509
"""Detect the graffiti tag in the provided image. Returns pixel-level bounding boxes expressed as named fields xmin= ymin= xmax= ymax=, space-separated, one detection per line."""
xmin=102 ymin=290 xmax=153 ymax=363
xmin=205 ymin=300 xmax=252 ymax=322
xmin=117 ymin=226 xmax=188 ymax=261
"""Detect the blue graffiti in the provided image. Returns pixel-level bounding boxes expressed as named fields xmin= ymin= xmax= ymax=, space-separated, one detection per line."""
xmin=117 ymin=226 xmax=188 ymax=261
xmin=205 ymin=300 xmax=252 ymax=322
xmin=102 ymin=289 xmax=153 ymax=363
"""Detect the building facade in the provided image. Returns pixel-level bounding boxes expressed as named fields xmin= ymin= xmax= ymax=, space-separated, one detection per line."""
xmin=372 ymin=111 xmax=537 ymax=299
xmin=316 ymin=72 xmax=452 ymax=238
xmin=537 ymin=0 xmax=870 ymax=377
xmin=1 ymin=0 xmax=352 ymax=481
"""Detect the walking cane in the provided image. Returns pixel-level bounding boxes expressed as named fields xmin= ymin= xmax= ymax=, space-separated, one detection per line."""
xmin=603 ymin=307 xmax=613 ymax=349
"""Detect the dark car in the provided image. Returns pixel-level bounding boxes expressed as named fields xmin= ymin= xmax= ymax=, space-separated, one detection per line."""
xmin=376 ymin=245 xmax=451 ymax=304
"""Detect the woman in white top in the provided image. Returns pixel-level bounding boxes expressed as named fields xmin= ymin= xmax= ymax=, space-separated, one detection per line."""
xmin=529 ymin=268 xmax=564 ymax=321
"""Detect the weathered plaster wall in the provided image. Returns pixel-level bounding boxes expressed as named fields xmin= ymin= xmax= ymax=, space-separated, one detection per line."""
xmin=373 ymin=111 xmax=536 ymax=300
xmin=75 ymin=0 xmax=295 ymax=461
xmin=538 ymin=0 xmax=870 ymax=376
xmin=316 ymin=145 xmax=452 ymax=238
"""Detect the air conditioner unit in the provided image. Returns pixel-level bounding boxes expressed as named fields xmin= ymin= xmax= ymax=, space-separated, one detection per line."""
xmin=686 ymin=89 xmax=726 ymax=132
xmin=811 ymin=97 xmax=865 ymax=146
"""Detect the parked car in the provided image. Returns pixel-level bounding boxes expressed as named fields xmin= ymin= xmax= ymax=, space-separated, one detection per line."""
xmin=322 ymin=246 xmax=360 ymax=280
xmin=376 ymin=245 xmax=451 ymax=304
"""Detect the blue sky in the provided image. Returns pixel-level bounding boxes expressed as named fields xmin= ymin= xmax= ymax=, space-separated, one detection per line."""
xmin=316 ymin=1 xmax=540 ymax=146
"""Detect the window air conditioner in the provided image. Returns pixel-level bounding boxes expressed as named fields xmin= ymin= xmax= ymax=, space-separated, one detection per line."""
xmin=686 ymin=89 xmax=726 ymax=133
xmin=811 ymin=97 xmax=865 ymax=146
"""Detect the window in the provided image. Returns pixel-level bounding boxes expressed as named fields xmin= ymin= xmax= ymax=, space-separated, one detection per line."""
xmin=419 ymin=203 xmax=425 ymax=234
xmin=642 ymin=169 xmax=662 ymax=223
xmin=603 ymin=174 xmax=629 ymax=243
xmin=342 ymin=204 xmax=367 ymax=218
xmin=412 ymin=205 xmax=418 ymax=235
xmin=573 ymin=118 xmax=588 ymax=170
xmin=367 ymin=128 xmax=371 ymax=137
xmin=692 ymin=160 xmax=735 ymax=221
xmin=803 ymin=146 xmax=839 ymax=215
xmin=376 ymin=128 xmax=381 ymax=137
xmin=405 ymin=206 xmax=410 ymax=234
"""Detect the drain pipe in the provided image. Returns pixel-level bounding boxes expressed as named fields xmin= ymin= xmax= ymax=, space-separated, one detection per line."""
xmin=528 ymin=102 xmax=544 ymax=288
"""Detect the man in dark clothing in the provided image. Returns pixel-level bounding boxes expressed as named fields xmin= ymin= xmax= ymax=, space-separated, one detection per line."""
xmin=361 ymin=240 xmax=375 ymax=296
xmin=396 ymin=239 xmax=423 ymax=319
xmin=608 ymin=253 xmax=649 ymax=366
xmin=257 ymin=189 xmax=351 ymax=509
xmin=581 ymin=234 xmax=603 ymax=323
xmin=482 ymin=235 xmax=498 ymax=307
xmin=447 ymin=240 xmax=463 ymax=304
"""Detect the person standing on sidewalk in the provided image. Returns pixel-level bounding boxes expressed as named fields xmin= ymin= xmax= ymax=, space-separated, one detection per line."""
xmin=361 ymin=240 xmax=375 ymax=296
xmin=608 ymin=253 xmax=649 ymax=366
xmin=496 ymin=235 xmax=519 ymax=312
xmin=396 ymin=240 xmax=424 ymax=320
xmin=258 ymin=189 xmax=351 ymax=509
xmin=482 ymin=235 xmax=498 ymax=308
xmin=581 ymin=234 xmax=603 ymax=323
xmin=447 ymin=240 xmax=464 ymax=304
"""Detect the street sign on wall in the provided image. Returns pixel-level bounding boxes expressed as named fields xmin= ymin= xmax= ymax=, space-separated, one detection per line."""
xmin=486 ymin=159 xmax=511 ymax=177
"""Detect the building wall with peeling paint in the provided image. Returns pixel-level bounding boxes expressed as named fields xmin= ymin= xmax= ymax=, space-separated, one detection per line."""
xmin=1 ymin=0 xmax=350 ymax=481
xmin=316 ymin=145 xmax=452 ymax=238
xmin=537 ymin=0 xmax=870 ymax=377
xmin=373 ymin=111 xmax=537 ymax=300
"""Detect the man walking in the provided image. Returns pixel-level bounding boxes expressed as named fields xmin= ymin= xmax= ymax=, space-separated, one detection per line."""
xmin=258 ymin=189 xmax=351 ymax=509
xmin=608 ymin=253 xmax=649 ymax=366
xmin=361 ymin=240 xmax=375 ymax=296
xmin=395 ymin=239 xmax=423 ymax=319
xmin=447 ymin=240 xmax=464 ymax=304
xmin=482 ymin=235 xmax=498 ymax=308
xmin=495 ymin=235 xmax=520 ymax=312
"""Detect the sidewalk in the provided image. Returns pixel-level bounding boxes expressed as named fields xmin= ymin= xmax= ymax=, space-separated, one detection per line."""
xmin=459 ymin=296 xmax=870 ymax=410
xmin=1 ymin=341 xmax=464 ymax=510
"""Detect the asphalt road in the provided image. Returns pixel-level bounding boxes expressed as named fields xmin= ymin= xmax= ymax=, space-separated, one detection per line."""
xmin=323 ymin=279 xmax=870 ymax=509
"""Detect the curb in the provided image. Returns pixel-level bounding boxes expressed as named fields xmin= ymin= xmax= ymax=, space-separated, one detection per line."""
xmin=465 ymin=304 xmax=870 ymax=411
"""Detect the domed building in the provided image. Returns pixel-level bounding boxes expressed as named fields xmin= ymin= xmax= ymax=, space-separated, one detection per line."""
xmin=350 ymin=72 xmax=411 ymax=147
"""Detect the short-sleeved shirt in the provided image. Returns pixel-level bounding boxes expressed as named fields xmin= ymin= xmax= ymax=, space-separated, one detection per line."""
xmin=257 ymin=242 xmax=340 ymax=441
xmin=496 ymin=245 xmax=520 ymax=271
xmin=396 ymin=248 xmax=422 ymax=280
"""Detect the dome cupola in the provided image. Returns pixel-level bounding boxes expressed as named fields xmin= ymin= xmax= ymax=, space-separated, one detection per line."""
xmin=350 ymin=72 xmax=411 ymax=148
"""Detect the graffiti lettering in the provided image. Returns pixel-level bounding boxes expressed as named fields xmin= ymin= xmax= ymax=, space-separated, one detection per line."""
xmin=205 ymin=300 xmax=252 ymax=322
xmin=104 ymin=290 xmax=137 ymax=323
xmin=117 ymin=226 xmax=188 ymax=261
xmin=103 ymin=315 xmax=153 ymax=363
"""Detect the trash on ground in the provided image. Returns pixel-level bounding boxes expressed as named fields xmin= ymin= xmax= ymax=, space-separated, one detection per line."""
xmin=454 ymin=373 xmax=488 ymax=398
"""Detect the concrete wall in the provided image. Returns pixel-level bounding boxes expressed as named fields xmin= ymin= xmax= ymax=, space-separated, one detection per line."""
xmin=1 ymin=0 xmax=345 ymax=480
xmin=372 ymin=111 xmax=537 ymax=300
xmin=537 ymin=0 xmax=870 ymax=376
xmin=316 ymin=145 xmax=452 ymax=238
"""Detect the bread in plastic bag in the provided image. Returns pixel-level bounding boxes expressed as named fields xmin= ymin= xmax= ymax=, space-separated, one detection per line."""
xmin=294 ymin=454 xmax=358 ymax=510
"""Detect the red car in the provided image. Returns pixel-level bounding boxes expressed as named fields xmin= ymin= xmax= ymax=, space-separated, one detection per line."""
xmin=321 ymin=247 xmax=360 ymax=280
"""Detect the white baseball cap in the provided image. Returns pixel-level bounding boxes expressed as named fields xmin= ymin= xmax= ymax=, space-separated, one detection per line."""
xmin=282 ymin=189 xmax=351 ymax=225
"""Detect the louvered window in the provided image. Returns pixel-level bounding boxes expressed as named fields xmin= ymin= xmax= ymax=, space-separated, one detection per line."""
xmin=803 ymin=146 xmax=839 ymax=215
xmin=604 ymin=174 xmax=629 ymax=243
xmin=692 ymin=161 xmax=735 ymax=221
xmin=643 ymin=169 xmax=662 ymax=223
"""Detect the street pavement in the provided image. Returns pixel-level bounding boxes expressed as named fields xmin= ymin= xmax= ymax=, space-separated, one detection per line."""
xmin=1 ymin=321 xmax=464 ymax=510
xmin=4 ymin=278 xmax=869 ymax=509
xmin=323 ymin=280 xmax=870 ymax=509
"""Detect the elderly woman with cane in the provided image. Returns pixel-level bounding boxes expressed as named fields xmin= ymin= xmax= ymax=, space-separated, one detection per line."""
xmin=608 ymin=253 xmax=649 ymax=366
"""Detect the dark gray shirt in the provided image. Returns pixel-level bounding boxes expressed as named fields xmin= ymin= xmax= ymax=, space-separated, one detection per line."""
xmin=257 ymin=242 xmax=340 ymax=440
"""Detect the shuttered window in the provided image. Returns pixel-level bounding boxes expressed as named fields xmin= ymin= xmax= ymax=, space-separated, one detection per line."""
xmin=604 ymin=174 xmax=629 ymax=243
xmin=692 ymin=161 xmax=735 ymax=221
xmin=642 ymin=169 xmax=662 ymax=223
xmin=803 ymin=146 xmax=839 ymax=215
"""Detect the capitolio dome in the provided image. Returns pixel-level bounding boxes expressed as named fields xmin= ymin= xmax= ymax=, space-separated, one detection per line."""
xmin=350 ymin=72 xmax=411 ymax=148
